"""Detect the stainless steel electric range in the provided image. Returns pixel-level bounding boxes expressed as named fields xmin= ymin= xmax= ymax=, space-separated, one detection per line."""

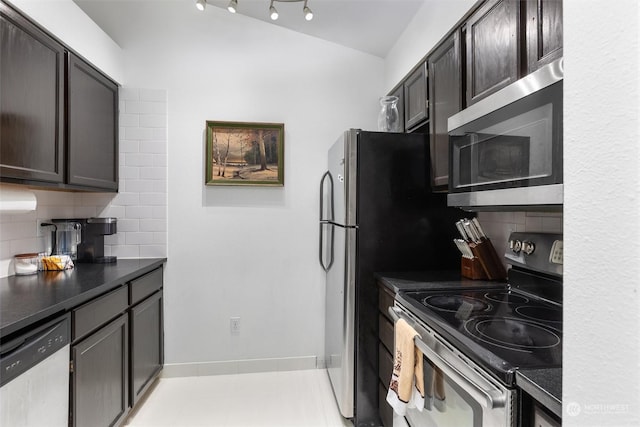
xmin=390 ymin=232 xmax=562 ymax=427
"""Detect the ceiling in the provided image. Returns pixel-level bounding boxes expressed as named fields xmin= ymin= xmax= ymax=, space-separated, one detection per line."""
xmin=73 ymin=0 xmax=425 ymax=58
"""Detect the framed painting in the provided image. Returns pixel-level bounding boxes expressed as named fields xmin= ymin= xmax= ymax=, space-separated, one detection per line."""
xmin=205 ymin=121 xmax=284 ymax=186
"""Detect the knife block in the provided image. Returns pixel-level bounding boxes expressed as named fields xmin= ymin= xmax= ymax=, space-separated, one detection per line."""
xmin=469 ymin=240 xmax=507 ymax=280
xmin=461 ymin=257 xmax=487 ymax=280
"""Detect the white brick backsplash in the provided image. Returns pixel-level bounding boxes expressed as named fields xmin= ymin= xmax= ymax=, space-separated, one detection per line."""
xmin=140 ymin=193 xmax=167 ymax=206
xmin=120 ymin=140 xmax=140 ymax=153
xmin=120 ymin=114 xmax=139 ymax=127
xmin=140 ymin=245 xmax=167 ymax=258
xmin=126 ymin=180 xmax=155 ymax=193
xmin=140 ymin=219 xmax=166 ymax=232
xmin=151 ymin=128 xmax=167 ymax=141
xmin=139 ymin=115 xmax=166 ymax=128
xmin=125 ymin=206 xmax=154 ymax=219
xmin=125 ymin=153 xmax=155 ymax=167
xmin=0 ymin=87 xmax=167 ymax=277
xmin=153 ymin=180 xmax=167 ymax=193
xmin=119 ymin=87 xmax=139 ymax=101
xmin=126 ymin=232 xmax=154 ymax=245
xmin=125 ymin=127 xmax=154 ymax=140
xmin=154 ymin=154 xmax=167 ymax=167
xmin=140 ymin=167 xmax=167 ymax=180
xmin=139 ymin=89 xmax=166 ymax=102
xmin=140 ymin=141 xmax=167 ymax=154
xmin=100 ymin=205 xmax=126 ymax=218
xmin=152 ymin=206 xmax=167 ymax=219
xmin=111 ymin=245 xmax=140 ymax=258
xmin=119 ymin=166 xmax=140 ymax=180
xmin=117 ymin=219 xmax=140 ymax=232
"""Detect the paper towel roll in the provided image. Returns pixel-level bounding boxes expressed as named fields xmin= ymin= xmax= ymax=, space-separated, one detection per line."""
xmin=0 ymin=186 xmax=37 ymax=213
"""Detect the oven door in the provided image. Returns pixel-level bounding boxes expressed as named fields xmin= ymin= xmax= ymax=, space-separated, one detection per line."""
xmin=389 ymin=305 xmax=516 ymax=427
xmin=447 ymin=58 xmax=563 ymax=210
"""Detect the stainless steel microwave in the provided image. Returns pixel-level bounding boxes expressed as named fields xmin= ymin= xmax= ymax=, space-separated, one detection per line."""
xmin=447 ymin=58 xmax=563 ymax=210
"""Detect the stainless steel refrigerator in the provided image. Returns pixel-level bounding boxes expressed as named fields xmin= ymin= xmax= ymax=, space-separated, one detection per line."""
xmin=319 ymin=129 xmax=462 ymax=426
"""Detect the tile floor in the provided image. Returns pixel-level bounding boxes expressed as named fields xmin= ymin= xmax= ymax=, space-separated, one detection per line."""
xmin=125 ymin=369 xmax=353 ymax=427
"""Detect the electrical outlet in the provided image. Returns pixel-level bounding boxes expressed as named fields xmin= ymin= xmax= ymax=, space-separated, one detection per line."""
xmin=230 ymin=317 xmax=240 ymax=334
xmin=549 ymin=240 xmax=563 ymax=265
xmin=36 ymin=219 xmax=45 ymax=237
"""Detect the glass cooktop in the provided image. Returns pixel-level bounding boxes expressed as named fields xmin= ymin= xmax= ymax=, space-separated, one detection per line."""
xmin=396 ymin=287 xmax=562 ymax=385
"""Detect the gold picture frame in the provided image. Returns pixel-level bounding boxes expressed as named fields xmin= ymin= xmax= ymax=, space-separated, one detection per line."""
xmin=205 ymin=121 xmax=284 ymax=186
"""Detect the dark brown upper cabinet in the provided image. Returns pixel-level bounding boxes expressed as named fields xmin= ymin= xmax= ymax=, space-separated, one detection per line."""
xmin=403 ymin=62 xmax=428 ymax=131
xmin=465 ymin=0 xmax=520 ymax=106
xmin=524 ymin=0 xmax=563 ymax=74
xmin=0 ymin=1 xmax=118 ymax=192
xmin=428 ymin=30 xmax=462 ymax=192
xmin=67 ymin=53 xmax=118 ymax=191
xmin=0 ymin=3 xmax=65 ymax=183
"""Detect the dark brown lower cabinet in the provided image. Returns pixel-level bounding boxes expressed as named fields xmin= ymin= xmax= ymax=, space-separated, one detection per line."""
xmin=72 ymin=314 xmax=129 ymax=427
xmin=130 ymin=290 xmax=164 ymax=406
xmin=378 ymin=283 xmax=397 ymax=427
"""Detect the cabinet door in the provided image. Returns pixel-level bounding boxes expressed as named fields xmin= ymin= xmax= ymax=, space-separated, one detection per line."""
xmin=130 ymin=290 xmax=163 ymax=406
xmin=525 ymin=0 xmax=563 ymax=74
xmin=403 ymin=62 xmax=428 ymax=130
xmin=0 ymin=4 xmax=64 ymax=183
xmin=465 ymin=0 xmax=520 ymax=105
xmin=428 ymin=30 xmax=462 ymax=192
xmin=72 ymin=314 xmax=129 ymax=427
xmin=67 ymin=53 xmax=118 ymax=191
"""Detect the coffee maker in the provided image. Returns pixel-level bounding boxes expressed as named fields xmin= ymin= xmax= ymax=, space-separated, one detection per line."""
xmin=46 ymin=217 xmax=118 ymax=263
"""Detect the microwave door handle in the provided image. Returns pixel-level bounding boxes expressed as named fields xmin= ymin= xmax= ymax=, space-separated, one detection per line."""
xmin=388 ymin=307 xmax=506 ymax=410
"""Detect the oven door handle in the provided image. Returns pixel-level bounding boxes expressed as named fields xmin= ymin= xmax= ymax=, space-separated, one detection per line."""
xmin=388 ymin=306 xmax=506 ymax=410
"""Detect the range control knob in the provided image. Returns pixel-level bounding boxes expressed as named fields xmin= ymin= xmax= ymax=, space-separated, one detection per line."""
xmin=510 ymin=239 xmax=522 ymax=253
xmin=522 ymin=241 xmax=536 ymax=255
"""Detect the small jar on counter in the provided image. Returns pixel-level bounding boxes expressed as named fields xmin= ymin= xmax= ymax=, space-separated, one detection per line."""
xmin=14 ymin=253 xmax=39 ymax=275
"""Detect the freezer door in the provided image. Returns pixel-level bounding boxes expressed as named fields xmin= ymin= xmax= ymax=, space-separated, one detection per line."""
xmin=325 ymin=224 xmax=356 ymax=419
xmin=328 ymin=130 xmax=358 ymax=227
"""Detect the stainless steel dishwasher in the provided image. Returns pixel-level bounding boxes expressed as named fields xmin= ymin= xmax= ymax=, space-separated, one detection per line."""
xmin=1 ymin=313 xmax=70 ymax=427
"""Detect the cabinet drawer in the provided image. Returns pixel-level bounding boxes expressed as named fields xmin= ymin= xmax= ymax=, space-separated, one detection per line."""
xmin=379 ymin=314 xmax=394 ymax=354
xmin=379 ymin=342 xmax=393 ymax=385
xmin=378 ymin=285 xmax=396 ymax=320
xmin=73 ymin=285 xmax=128 ymax=341
xmin=130 ymin=267 xmax=163 ymax=305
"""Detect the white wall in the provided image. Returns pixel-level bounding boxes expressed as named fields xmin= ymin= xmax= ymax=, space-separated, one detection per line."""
xmin=563 ymin=0 xmax=640 ymax=425
xmin=9 ymin=0 xmax=124 ymax=83
xmin=384 ymin=0 xmax=476 ymax=91
xmin=114 ymin=2 xmax=384 ymax=367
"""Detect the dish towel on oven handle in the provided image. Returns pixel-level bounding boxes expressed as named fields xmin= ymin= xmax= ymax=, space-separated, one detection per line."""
xmin=386 ymin=318 xmax=425 ymax=415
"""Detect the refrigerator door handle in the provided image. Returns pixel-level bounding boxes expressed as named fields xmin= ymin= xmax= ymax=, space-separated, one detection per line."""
xmin=319 ymin=223 xmax=335 ymax=272
xmin=319 ymin=171 xmax=335 ymax=272
xmin=319 ymin=171 xmax=334 ymax=222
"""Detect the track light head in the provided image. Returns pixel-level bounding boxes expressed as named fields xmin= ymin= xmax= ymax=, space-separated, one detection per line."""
xmin=269 ymin=0 xmax=278 ymax=20
xmin=228 ymin=0 xmax=237 ymax=13
xmin=303 ymin=0 xmax=313 ymax=21
xmin=195 ymin=0 xmax=206 ymax=11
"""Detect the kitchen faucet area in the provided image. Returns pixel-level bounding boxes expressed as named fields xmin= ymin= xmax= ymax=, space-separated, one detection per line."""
xmin=0 ymin=0 xmax=639 ymax=426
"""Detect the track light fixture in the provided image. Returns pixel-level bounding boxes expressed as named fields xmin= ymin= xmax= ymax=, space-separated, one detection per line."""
xmin=196 ymin=0 xmax=313 ymax=21
xmin=269 ymin=0 xmax=279 ymax=20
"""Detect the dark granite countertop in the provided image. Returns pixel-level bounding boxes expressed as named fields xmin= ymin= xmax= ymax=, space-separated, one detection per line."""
xmin=0 ymin=258 xmax=166 ymax=338
xmin=517 ymin=368 xmax=562 ymax=418
xmin=376 ymin=270 xmax=505 ymax=293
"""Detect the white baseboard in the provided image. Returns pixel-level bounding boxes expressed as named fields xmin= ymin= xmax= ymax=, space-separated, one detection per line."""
xmin=162 ymin=355 xmax=320 ymax=378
